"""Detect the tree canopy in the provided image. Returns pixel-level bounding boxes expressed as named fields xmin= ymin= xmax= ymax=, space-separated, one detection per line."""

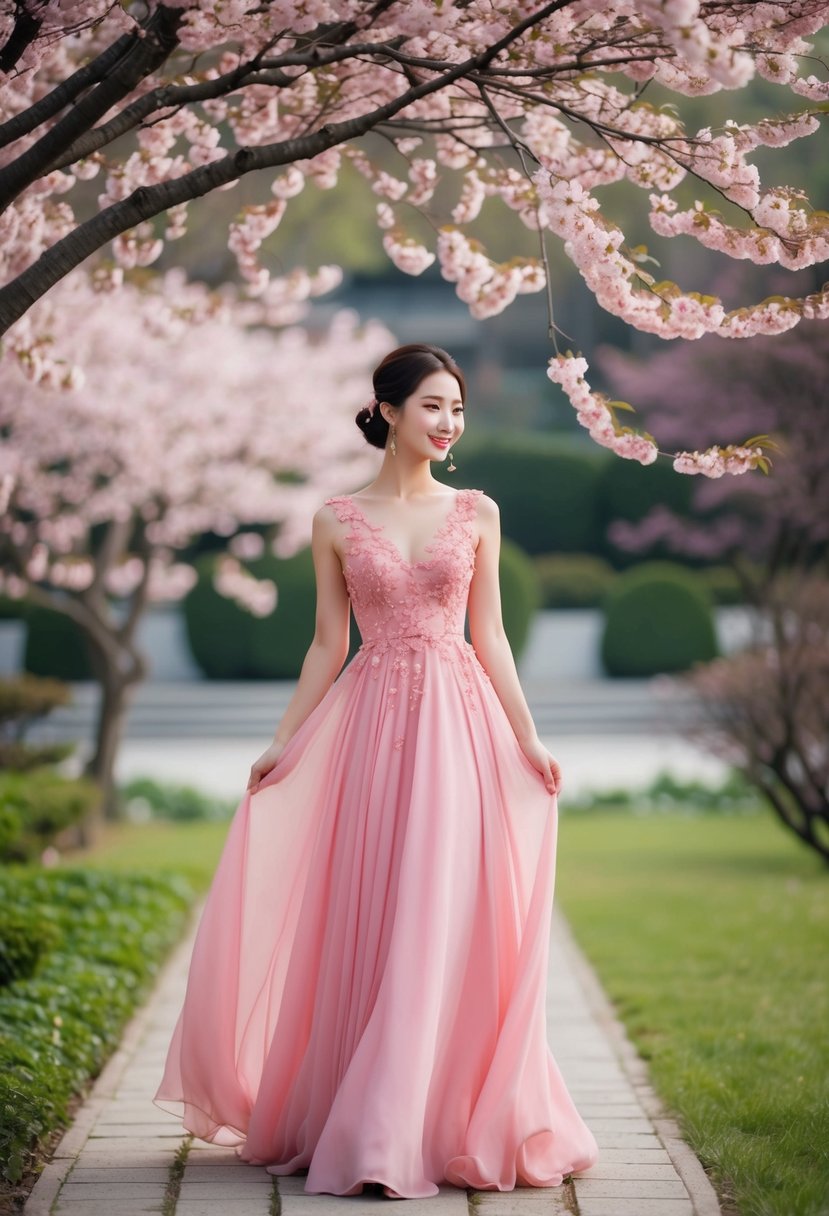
xmin=2 ymin=1 xmax=829 ymax=473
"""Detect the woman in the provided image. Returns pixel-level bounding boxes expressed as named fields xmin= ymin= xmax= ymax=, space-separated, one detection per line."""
xmin=153 ymin=343 xmax=599 ymax=1198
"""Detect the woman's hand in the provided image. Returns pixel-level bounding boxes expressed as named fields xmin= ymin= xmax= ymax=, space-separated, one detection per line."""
xmin=520 ymin=735 xmax=563 ymax=796
xmin=247 ymin=740 xmax=287 ymax=793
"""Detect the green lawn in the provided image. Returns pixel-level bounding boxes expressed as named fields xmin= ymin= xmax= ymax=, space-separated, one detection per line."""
xmin=556 ymin=809 xmax=829 ymax=1216
xmin=72 ymin=807 xmax=829 ymax=1216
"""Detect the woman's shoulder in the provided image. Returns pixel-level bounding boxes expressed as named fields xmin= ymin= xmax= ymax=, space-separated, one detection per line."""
xmin=459 ymin=487 xmax=498 ymax=516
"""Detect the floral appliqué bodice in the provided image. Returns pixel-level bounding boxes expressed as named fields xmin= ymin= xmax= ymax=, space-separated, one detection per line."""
xmin=325 ymin=488 xmax=491 ymax=713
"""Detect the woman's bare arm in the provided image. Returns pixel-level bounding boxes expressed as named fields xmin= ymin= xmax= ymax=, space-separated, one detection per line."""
xmin=247 ymin=506 xmax=350 ymax=790
xmin=467 ymin=494 xmax=561 ymax=794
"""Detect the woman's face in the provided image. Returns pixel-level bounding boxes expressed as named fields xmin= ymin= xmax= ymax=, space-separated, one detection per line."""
xmin=391 ymin=369 xmax=465 ymax=465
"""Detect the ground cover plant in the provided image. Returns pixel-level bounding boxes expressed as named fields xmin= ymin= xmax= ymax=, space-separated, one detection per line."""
xmin=0 ymin=867 xmax=193 ymax=1203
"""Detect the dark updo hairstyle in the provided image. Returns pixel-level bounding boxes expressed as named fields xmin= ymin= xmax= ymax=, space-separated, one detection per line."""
xmin=356 ymin=343 xmax=466 ymax=451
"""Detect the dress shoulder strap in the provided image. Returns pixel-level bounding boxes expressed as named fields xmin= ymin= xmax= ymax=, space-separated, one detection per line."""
xmin=453 ymin=487 xmax=484 ymax=525
xmin=324 ymin=495 xmax=364 ymax=527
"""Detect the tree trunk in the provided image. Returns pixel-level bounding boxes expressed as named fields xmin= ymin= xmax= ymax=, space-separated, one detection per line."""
xmin=82 ymin=669 xmax=138 ymax=832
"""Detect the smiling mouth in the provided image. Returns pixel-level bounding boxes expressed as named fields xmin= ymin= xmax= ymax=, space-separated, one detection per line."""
xmin=429 ymin=437 xmax=450 ymax=447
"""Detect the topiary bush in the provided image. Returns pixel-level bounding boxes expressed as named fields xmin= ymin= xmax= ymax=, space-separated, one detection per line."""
xmin=183 ymin=548 xmax=317 ymax=679
xmin=498 ymin=538 xmax=540 ymax=659
xmin=452 ymin=435 xmax=608 ymax=555
xmin=533 ymin=552 xmax=617 ymax=609
xmin=0 ymin=674 xmax=75 ymax=771
xmin=600 ymin=561 xmax=719 ymax=677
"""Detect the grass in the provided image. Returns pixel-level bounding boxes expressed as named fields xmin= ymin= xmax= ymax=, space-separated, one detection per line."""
xmin=70 ymin=804 xmax=829 ymax=1216
xmin=556 ymin=808 xmax=829 ymax=1216
xmin=69 ymin=819 xmax=229 ymax=893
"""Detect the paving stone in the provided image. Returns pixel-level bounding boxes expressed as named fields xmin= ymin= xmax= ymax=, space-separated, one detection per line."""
xmin=574 ymin=1177 xmax=690 ymax=1198
xmin=582 ymin=1118 xmax=656 ymax=1135
xmin=57 ymin=1182 xmax=166 ymax=1200
xmin=473 ymin=1191 xmax=572 ymax=1215
xmin=174 ymin=1203 xmax=271 ymax=1215
xmin=575 ymin=1200 xmax=693 ymax=1216
xmin=70 ymin=1153 xmax=175 ymax=1171
xmin=65 ymin=1167 xmax=170 ymax=1183
xmin=183 ymin=1166 xmax=274 ymax=1184
xmin=55 ymin=1202 xmax=164 ymax=1214
xmin=179 ymin=1180 xmax=278 ymax=1199
xmin=579 ymin=1148 xmax=673 ymax=1165
xmin=279 ymin=1191 xmax=466 ymax=1216
xmin=592 ymin=1132 xmax=663 ymax=1148
xmin=90 ymin=1121 xmax=186 ymax=1136
xmin=575 ymin=1163 xmax=687 ymax=1181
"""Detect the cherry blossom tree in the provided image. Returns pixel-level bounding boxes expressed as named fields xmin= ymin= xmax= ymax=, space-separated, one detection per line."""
xmin=2 ymin=2 xmax=829 ymax=477
xmin=0 ymin=266 xmax=391 ymax=819
xmin=679 ymin=572 xmax=829 ymax=862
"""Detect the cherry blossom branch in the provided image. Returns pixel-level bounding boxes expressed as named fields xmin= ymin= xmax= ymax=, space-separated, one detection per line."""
xmin=0 ymin=0 xmax=574 ymax=334
xmin=0 ymin=31 xmax=136 ymax=148
xmin=0 ymin=6 xmax=183 ymax=211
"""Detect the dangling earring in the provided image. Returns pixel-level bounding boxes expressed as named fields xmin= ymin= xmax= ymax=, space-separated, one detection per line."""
xmin=447 ymin=448 xmax=456 ymax=472
xmin=390 ymin=425 xmax=397 ymax=456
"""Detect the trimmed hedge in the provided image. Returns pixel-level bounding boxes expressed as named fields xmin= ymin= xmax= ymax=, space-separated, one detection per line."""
xmin=184 ymin=549 xmax=316 ymax=679
xmin=498 ymin=538 xmax=540 ymax=659
xmin=0 ymin=868 xmax=193 ymax=1186
xmin=23 ymin=606 xmax=95 ymax=681
xmin=600 ymin=561 xmax=719 ymax=677
xmin=533 ymin=552 xmax=617 ymax=609
xmin=594 ymin=449 xmax=695 ymax=567
xmin=0 ymin=771 xmax=101 ymax=864
xmin=452 ymin=436 xmax=607 ymax=555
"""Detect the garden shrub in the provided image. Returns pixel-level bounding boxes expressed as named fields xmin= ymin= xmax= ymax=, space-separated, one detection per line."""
xmin=0 ymin=909 xmax=60 ymax=989
xmin=699 ymin=564 xmax=748 ymax=606
xmin=600 ymin=561 xmax=718 ymax=677
xmin=498 ymin=538 xmax=540 ymax=659
xmin=184 ymin=548 xmax=316 ymax=678
xmin=22 ymin=605 xmax=95 ymax=681
xmin=533 ymin=553 xmax=617 ymax=609
xmin=454 ymin=436 xmax=607 ymax=555
xmin=0 ymin=674 xmax=75 ymax=771
xmin=119 ymin=775 xmax=235 ymax=822
xmin=0 ymin=771 xmax=101 ymax=864
xmin=0 ymin=868 xmax=193 ymax=1185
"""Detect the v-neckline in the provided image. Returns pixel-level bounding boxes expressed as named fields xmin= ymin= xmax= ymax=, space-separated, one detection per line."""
xmin=345 ymin=490 xmax=464 ymax=568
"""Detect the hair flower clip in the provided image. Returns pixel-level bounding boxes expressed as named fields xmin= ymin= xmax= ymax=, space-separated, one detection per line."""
xmin=364 ymin=395 xmax=378 ymax=418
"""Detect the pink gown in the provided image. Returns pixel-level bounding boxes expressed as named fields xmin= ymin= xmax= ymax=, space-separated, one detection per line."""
xmin=153 ymin=486 xmax=599 ymax=1197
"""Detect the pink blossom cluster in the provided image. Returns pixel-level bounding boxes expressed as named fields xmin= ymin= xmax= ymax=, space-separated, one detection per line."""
xmin=672 ymin=444 xmax=765 ymax=477
xmin=546 ymin=353 xmax=659 ymax=465
xmin=650 ymin=189 xmax=829 ymax=275
xmin=436 ymin=228 xmax=544 ymax=319
xmin=213 ymin=555 xmax=277 ymax=618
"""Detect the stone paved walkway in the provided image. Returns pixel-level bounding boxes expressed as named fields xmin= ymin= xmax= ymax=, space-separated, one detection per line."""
xmin=25 ymin=905 xmax=722 ymax=1216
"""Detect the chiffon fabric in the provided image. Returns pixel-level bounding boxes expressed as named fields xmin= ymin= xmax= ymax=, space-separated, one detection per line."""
xmin=153 ymin=486 xmax=599 ymax=1197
